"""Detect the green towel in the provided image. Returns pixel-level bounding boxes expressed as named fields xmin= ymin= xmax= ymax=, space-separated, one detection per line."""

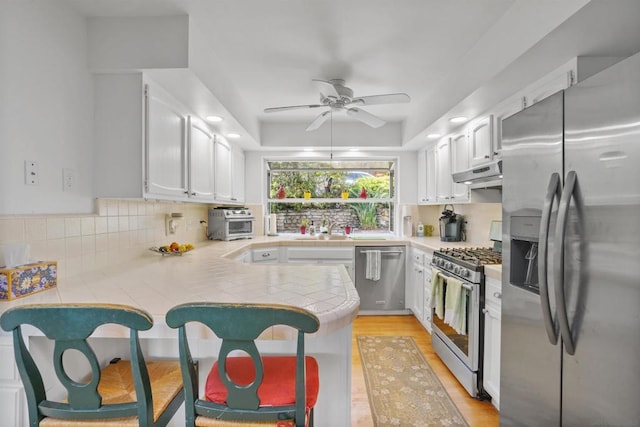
xmin=443 ymin=276 xmax=467 ymax=335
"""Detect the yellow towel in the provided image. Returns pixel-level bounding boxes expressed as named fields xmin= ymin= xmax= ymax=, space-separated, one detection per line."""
xmin=444 ymin=277 xmax=461 ymax=325
xmin=444 ymin=276 xmax=467 ymax=335
xmin=431 ymin=269 xmax=444 ymax=318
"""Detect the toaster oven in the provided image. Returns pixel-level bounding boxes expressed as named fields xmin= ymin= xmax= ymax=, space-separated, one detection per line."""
xmin=207 ymin=208 xmax=255 ymax=241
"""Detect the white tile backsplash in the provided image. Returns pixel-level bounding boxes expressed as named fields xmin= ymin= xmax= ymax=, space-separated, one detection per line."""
xmin=46 ymin=218 xmax=65 ymax=240
xmin=0 ymin=199 xmax=212 ymax=278
xmin=65 ymin=218 xmax=81 ymax=237
xmin=25 ymin=218 xmax=47 ymax=241
xmin=81 ymin=217 xmax=95 ymax=236
xmin=95 ymin=217 xmax=108 ymax=234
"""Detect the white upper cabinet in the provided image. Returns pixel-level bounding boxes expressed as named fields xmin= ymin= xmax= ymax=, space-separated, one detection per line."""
xmin=417 ymin=146 xmax=437 ymax=205
xmin=492 ymin=97 xmax=524 ymax=159
xmin=231 ymin=145 xmax=245 ymax=203
xmin=451 ymin=130 xmax=470 ymax=173
xmin=94 ymin=73 xmax=225 ymax=203
xmin=469 ymin=115 xmax=494 ymax=166
xmin=144 ymin=83 xmax=188 ymax=200
xmin=425 ymin=144 xmax=437 ymax=204
xmin=187 ymin=116 xmax=215 ymax=201
xmin=214 ymin=135 xmax=233 ymax=202
xmin=451 ymin=130 xmax=470 ymax=203
xmin=435 ymin=137 xmax=453 ymax=203
xmin=417 ymin=147 xmax=427 ymax=203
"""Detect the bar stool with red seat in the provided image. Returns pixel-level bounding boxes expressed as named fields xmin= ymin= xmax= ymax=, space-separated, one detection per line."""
xmin=165 ymin=302 xmax=320 ymax=427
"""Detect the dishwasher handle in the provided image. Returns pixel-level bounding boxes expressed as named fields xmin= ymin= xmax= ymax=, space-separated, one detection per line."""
xmin=359 ymin=250 xmax=404 ymax=255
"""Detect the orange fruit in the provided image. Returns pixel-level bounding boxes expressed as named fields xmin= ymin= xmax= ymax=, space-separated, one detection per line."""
xmin=169 ymin=242 xmax=179 ymax=251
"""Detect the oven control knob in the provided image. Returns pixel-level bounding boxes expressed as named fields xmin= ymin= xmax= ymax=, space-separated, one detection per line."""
xmin=462 ymin=270 xmax=470 ymax=278
xmin=453 ymin=266 xmax=460 ymax=274
xmin=445 ymin=262 xmax=452 ymax=269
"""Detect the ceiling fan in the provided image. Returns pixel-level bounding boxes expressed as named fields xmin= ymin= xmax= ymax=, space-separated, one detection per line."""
xmin=263 ymin=79 xmax=410 ymax=131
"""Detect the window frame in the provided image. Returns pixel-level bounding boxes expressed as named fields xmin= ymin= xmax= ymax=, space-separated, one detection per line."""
xmin=264 ymin=157 xmax=398 ymax=234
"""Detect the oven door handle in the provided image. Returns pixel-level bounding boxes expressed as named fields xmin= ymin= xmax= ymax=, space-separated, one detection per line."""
xmin=433 ymin=270 xmax=473 ymax=292
xmin=539 ymin=173 xmax=561 ymax=345
xmin=360 ymin=250 xmax=404 ymax=255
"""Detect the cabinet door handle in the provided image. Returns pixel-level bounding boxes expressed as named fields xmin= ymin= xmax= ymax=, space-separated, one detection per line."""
xmin=482 ymin=308 xmax=489 ymax=314
xmin=262 ymin=253 xmax=270 ymax=258
xmin=493 ymin=152 xmax=499 ymax=156
xmin=184 ymin=191 xmax=189 ymax=194
xmin=493 ymin=291 xmax=502 ymax=299
xmin=484 ymin=155 xmax=490 ymax=159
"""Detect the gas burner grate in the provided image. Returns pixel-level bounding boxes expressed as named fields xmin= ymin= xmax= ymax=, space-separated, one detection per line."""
xmin=438 ymin=247 xmax=502 ymax=266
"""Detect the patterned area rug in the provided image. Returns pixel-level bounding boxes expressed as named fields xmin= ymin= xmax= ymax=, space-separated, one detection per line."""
xmin=357 ymin=335 xmax=469 ymax=427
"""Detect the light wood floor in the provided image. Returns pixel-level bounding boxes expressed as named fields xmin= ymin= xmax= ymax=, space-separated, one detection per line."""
xmin=351 ymin=315 xmax=499 ymax=427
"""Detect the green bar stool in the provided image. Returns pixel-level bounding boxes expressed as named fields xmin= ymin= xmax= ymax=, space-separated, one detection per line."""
xmin=0 ymin=303 xmax=184 ymax=427
xmin=165 ymin=302 xmax=320 ymax=427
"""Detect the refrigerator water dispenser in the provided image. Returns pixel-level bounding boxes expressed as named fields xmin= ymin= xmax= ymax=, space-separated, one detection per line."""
xmin=510 ymin=216 xmax=541 ymax=293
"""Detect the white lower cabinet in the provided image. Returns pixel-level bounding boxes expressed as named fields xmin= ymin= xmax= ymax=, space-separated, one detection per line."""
xmin=406 ymin=248 xmax=425 ymax=321
xmin=251 ymin=247 xmax=281 ymax=264
xmin=406 ymin=248 xmax=432 ymax=333
xmin=483 ymin=276 xmax=502 ymax=409
xmin=0 ymin=337 xmax=25 ymax=427
xmin=422 ymin=252 xmax=433 ymax=334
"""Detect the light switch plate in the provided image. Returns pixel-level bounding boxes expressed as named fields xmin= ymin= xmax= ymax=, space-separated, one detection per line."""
xmin=25 ymin=161 xmax=38 ymax=185
xmin=63 ymin=168 xmax=75 ymax=191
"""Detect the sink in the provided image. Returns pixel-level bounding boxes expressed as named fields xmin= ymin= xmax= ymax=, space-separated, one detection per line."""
xmin=293 ymin=234 xmax=350 ymax=241
xmin=350 ymin=236 xmax=389 ymax=240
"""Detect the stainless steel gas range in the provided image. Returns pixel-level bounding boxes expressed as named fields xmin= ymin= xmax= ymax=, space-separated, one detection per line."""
xmin=430 ymin=247 xmax=501 ymax=398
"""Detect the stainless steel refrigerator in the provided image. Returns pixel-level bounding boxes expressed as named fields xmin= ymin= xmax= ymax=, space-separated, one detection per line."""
xmin=500 ymin=51 xmax=640 ymax=426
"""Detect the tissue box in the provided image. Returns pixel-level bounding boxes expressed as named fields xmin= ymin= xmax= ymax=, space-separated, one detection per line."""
xmin=0 ymin=261 xmax=57 ymax=301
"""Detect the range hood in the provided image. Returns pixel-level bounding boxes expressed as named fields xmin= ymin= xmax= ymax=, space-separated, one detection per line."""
xmin=452 ymin=159 xmax=502 ymax=189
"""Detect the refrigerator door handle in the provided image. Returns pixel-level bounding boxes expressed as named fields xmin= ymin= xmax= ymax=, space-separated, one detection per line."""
xmin=539 ymin=172 xmax=561 ymax=345
xmin=554 ymin=170 xmax=577 ymax=355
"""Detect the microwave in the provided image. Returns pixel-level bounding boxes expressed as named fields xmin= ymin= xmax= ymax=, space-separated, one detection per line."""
xmin=207 ymin=208 xmax=255 ymax=241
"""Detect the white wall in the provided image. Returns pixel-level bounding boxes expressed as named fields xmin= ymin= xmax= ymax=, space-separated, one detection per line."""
xmin=0 ymin=1 xmax=94 ymax=214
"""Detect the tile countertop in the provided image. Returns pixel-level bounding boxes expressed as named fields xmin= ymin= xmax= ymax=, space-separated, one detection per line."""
xmin=0 ymin=235 xmax=502 ymax=336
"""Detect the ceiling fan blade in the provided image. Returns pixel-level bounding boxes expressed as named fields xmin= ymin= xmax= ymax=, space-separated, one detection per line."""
xmin=312 ymin=79 xmax=340 ymax=99
xmin=264 ymin=104 xmax=324 ymax=113
xmin=351 ymin=93 xmax=411 ymax=106
xmin=346 ymin=107 xmax=386 ymax=128
xmin=305 ymin=110 xmax=331 ymax=131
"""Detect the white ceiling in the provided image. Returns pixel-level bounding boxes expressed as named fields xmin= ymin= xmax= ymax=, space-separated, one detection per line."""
xmin=67 ymin=0 xmax=640 ymax=150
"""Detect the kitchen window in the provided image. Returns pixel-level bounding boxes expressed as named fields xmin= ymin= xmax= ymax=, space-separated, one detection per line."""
xmin=266 ymin=160 xmax=396 ymax=234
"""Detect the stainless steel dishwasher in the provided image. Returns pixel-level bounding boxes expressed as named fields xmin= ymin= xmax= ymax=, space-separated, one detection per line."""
xmin=355 ymin=246 xmax=408 ymax=315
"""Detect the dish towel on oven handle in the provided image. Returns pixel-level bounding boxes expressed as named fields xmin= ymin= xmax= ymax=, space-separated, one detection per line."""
xmin=365 ymin=250 xmax=381 ymax=281
xmin=431 ymin=269 xmax=444 ymax=318
xmin=444 ymin=275 xmax=467 ymax=335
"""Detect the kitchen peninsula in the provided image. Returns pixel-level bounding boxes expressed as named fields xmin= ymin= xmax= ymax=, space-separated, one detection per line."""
xmin=0 ymin=237 xmax=361 ymax=427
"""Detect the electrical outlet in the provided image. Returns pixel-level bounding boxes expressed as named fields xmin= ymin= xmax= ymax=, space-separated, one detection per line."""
xmin=63 ymin=168 xmax=75 ymax=191
xmin=25 ymin=161 xmax=38 ymax=185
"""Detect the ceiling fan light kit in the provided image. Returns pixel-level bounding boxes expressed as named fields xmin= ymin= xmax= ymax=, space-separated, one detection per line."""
xmin=264 ymin=79 xmax=410 ymax=131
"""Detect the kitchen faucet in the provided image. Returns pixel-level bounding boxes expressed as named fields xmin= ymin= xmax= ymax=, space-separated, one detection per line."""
xmin=325 ymin=220 xmax=337 ymax=235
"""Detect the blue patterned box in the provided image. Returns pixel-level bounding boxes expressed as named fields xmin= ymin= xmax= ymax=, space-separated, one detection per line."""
xmin=0 ymin=261 xmax=57 ymax=300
